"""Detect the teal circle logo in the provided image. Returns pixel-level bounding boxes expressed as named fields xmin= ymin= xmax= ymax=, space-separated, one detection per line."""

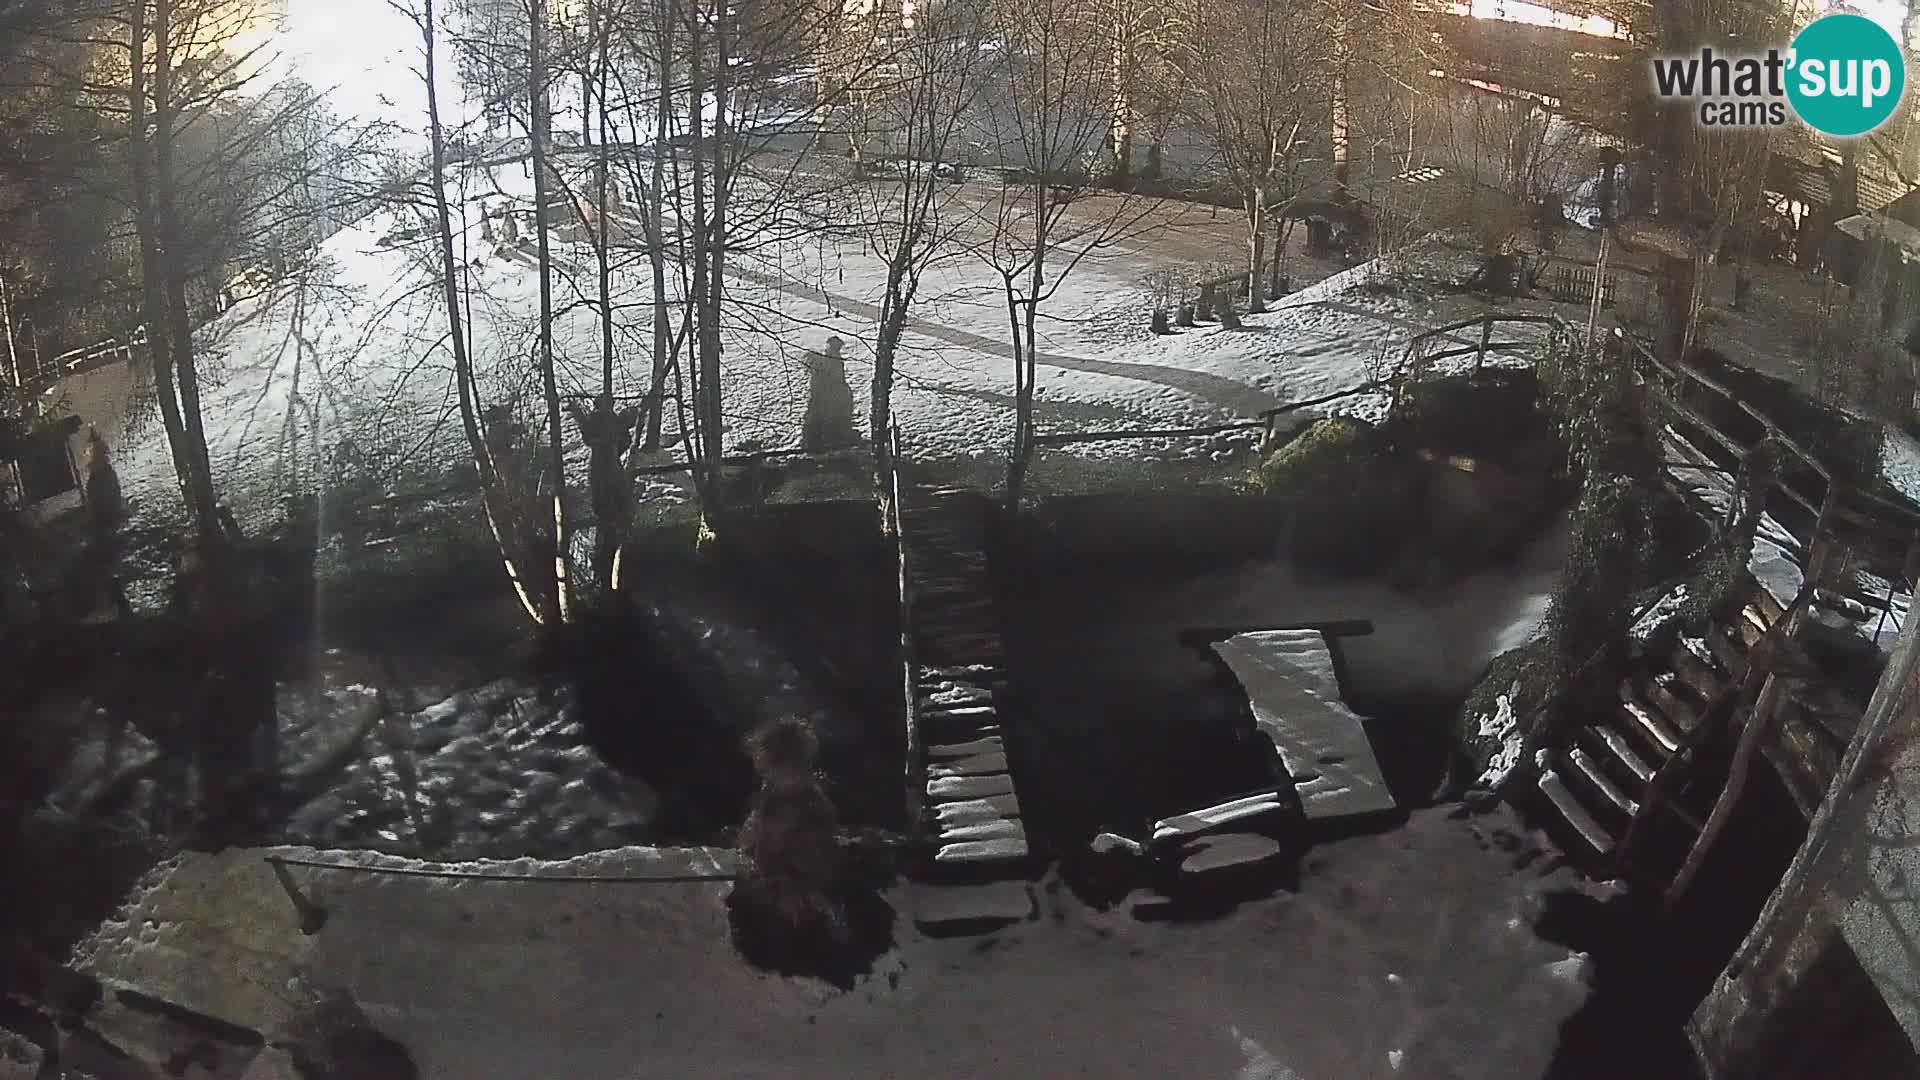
xmin=1786 ymin=13 xmax=1905 ymax=137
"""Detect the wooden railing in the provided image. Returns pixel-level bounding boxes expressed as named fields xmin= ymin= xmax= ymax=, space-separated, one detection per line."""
xmin=1617 ymin=330 xmax=1920 ymax=580
xmin=886 ymin=421 xmax=923 ymax=838
xmin=22 ymin=331 xmax=147 ymax=387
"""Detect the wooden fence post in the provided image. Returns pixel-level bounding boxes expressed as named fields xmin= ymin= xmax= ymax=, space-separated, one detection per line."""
xmin=1474 ymin=316 xmax=1493 ymax=377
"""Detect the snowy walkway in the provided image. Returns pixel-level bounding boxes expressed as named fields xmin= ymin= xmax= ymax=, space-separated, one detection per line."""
xmin=72 ymin=809 xmax=1607 ymax=1080
xmin=722 ymin=261 xmax=1290 ymax=419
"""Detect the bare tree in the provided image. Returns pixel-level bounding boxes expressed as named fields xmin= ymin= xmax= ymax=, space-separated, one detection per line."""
xmin=527 ymin=0 xmax=575 ymax=619
xmin=835 ymin=0 xmax=992 ymax=510
xmin=967 ymin=0 xmax=1158 ymax=505
xmin=1173 ymin=0 xmax=1324 ymax=313
xmin=390 ymin=0 xmax=558 ymax=625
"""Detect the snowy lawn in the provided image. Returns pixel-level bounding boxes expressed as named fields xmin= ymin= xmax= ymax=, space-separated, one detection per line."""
xmin=102 ymin=159 xmax=1518 ymax=550
xmin=74 ymin=808 xmax=1606 ymax=1080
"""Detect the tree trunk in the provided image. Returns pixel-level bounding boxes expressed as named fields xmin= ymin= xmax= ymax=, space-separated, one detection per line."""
xmin=530 ymin=0 xmax=574 ymax=622
xmin=594 ymin=6 xmax=614 ymax=397
xmin=1108 ymin=14 xmax=1134 ymax=189
xmin=129 ymin=0 xmax=194 ymax=515
xmin=700 ymin=0 xmax=731 ymax=530
xmin=1330 ymin=40 xmax=1350 ymax=187
xmin=0 ymin=274 xmax=19 ymax=387
xmin=1007 ymin=184 xmax=1048 ymax=508
xmin=873 ymin=262 xmax=911 ymax=508
xmin=421 ymin=0 xmax=547 ymax=626
xmin=1246 ymin=187 xmax=1267 ymax=314
xmin=685 ymin=11 xmax=726 ymax=536
xmin=143 ymin=0 xmax=222 ymax=543
xmin=1661 ymin=254 xmax=1696 ymax=362
xmin=642 ymin=1 xmax=675 ymax=449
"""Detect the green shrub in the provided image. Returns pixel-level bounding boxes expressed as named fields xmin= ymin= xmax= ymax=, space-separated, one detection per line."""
xmin=1543 ymin=473 xmax=1646 ymax=737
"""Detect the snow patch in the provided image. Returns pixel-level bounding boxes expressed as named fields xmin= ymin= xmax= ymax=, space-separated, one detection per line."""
xmin=1880 ymin=428 xmax=1920 ymax=506
xmin=1475 ymin=685 xmax=1527 ymax=788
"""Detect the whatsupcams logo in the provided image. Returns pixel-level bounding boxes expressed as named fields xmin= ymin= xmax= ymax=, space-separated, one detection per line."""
xmin=1650 ymin=12 xmax=1906 ymax=136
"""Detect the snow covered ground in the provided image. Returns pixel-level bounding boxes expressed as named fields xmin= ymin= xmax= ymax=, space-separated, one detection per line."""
xmin=96 ymin=156 xmax=1500 ymax=543
xmin=73 ymin=808 xmax=1607 ymax=1080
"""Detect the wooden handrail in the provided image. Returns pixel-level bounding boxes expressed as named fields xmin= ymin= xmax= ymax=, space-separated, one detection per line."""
xmin=1029 ymin=419 xmax=1263 ymax=447
xmin=889 ymin=421 xmax=922 ymax=838
xmin=1614 ymin=574 xmax=1818 ymax=872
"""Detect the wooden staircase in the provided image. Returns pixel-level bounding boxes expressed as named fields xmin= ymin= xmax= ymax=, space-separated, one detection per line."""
xmin=1531 ymin=584 xmax=1787 ymax=873
xmin=898 ymin=481 xmax=1037 ymax=929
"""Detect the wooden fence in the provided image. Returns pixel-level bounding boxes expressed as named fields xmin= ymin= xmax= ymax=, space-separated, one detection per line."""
xmin=1546 ymin=265 xmax=1619 ymax=308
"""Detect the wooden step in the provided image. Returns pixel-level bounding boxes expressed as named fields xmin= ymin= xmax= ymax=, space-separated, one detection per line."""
xmin=1595 ymin=726 xmax=1656 ymax=784
xmin=920 ymin=687 xmax=993 ymax=708
xmin=1642 ymin=673 xmax=1703 ymax=734
xmin=936 ymin=817 xmax=1026 ymax=844
xmin=1741 ymin=602 xmax=1773 ymax=637
xmin=930 ymin=793 xmax=1021 ymax=824
xmin=1568 ymin=747 xmax=1640 ymax=816
xmin=1705 ymin=627 xmax=1748 ymax=678
xmin=928 ymin=773 xmax=1016 ymax=800
xmin=1538 ymin=768 xmax=1616 ymax=855
xmin=935 ymin=835 xmax=1030 ymax=863
xmin=1616 ymin=690 xmax=1682 ymax=755
xmin=1669 ymin=642 xmax=1727 ymax=700
xmin=927 ymin=752 xmax=1009 ymax=778
xmin=1750 ymin=582 xmax=1787 ymax=626
xmin=929 ymin=736 xmax=1005 ymax=758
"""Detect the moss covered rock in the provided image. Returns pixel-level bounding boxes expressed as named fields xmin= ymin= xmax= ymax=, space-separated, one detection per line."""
xmin=1257 ymin=418 xmax=1415 ymax=576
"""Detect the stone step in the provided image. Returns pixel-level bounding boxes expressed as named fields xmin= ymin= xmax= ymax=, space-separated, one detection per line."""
xmin=911 ymin=881 xmax=1036 ymax=932
xmin=1538 ymin=767 xmax=1616 ymax=855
